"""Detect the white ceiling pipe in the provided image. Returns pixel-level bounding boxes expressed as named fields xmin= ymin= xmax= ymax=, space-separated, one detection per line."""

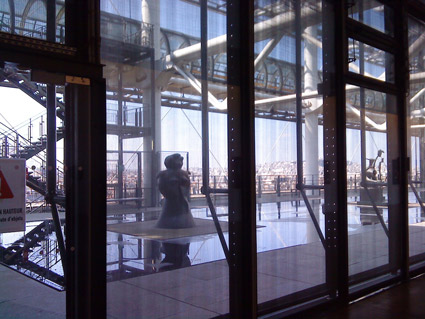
xmin=254 ymin=34 xmax=284 ymax=69
xmin=173 ymin=65 xmax=225 ymax=109
xmin=409 ymin=32 xmax=425 ymax=59
xmin=166 ymin=6 xmax=321 ymax=64
xmin=410 ymin=87 xmax=425 ymax=105
xmin=346 ymin=103 xmax=386 ymax=131
xmin=168 ymin=76 xmax=275 ymax=99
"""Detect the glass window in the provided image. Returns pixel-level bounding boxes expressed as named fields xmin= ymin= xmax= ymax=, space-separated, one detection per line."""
xmin=255 ymin=0 xmax=327 ymax=308
xmin=103 ymin=1 xmax=229 ymax=317
xmin=348 ymin=39 xmax=395 ymax=83
xmin=348 ymin=0 xmax=394 ymax=36
xmin=0 ymin=0 xmax=65 ymax=43
xmin=345 ymin=85 xmax=400 ymax=282
xmin=408 ymin=16 xmax=425 ymax=264
xmin=0 ymin=67 xmax=66 ymax=316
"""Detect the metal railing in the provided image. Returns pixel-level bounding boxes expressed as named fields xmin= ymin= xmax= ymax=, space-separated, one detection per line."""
xmin=107 ymin=107 xmax=147 ymax=127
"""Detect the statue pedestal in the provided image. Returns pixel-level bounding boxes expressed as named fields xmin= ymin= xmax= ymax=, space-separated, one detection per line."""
xmin=155 ymin=209 xmax=195 ymax=229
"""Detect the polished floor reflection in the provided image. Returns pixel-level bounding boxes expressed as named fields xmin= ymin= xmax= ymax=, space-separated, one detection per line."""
xmin=1 ymin=193 xmax=425 ymax=318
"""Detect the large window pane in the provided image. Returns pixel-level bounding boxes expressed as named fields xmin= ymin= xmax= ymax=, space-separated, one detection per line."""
xmin=348 ymin=39 xmax=395 ymax=83
xmin=103 ymin=1 xmax=229 ymax=317
xmin=346 ymin=85 xmax=400 ymax=281
xmin=348 ymin=0 xmax=394 ymax=36
xmin=408 ymin=16 xmax=425 ymax=263
xmin=0 ymin=70 xmax=66 ymax=316
xmin=255 ymin=1 xmax=327 ymax=308
xmin=0 ymin=0 xmax=65 ymax=43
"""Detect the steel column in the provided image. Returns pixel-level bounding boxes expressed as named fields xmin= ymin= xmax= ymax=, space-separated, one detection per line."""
xmin=322 ymin=0 xmax=349 ymax=300
xmin=65 ymin=2 xmax=105 ymax=317
xmin=394 ymin=0 xmax=410 ymax=280
xmin=227 ymin=0 xmax=257 ymax=317
xmin=65 ymin=79 xmax=106 ymax=319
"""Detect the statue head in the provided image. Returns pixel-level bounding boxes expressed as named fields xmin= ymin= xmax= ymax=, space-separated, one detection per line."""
xmin=164 ymin=153 xmax=184 ymax=170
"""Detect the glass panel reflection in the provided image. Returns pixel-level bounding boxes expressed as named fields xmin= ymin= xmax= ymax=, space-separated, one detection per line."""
xmin=104 ymin=1 xmax=229 ymax=317
xmin=408 ymin=17 xmax=425 ymax=263
xmin=0 ymin=0 xmax=65 ymax=43
xmin=0 ymin=71 xmax=66 ymax=316
xmin=348 ymin=39 xmax=395 ymax=83
xmin=255 ymin=0 xmax=326 ymax=307
xmin=346 ymin=85 xmax=399 ymax=280
xmin=348 ymin=0 xmax=394 ymax=36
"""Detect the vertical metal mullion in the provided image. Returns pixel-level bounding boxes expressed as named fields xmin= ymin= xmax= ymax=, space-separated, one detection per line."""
xmin=322 ymin=0 xmax=349 ymax=300
xmin=65 ymin=80 xmax=106 ymax=319
xmin=137 ymin=152 xmax=142 ymax=208
xmin=150 ymin=48 xmax=157 ymax=206
xmin=202 ymin=0 xmax=229 ymax=263
xmin=117 ymin=70 xmax=124 ymax=201
xmin=64 ymin=1 xmax=106 ymax=318
xmin=201 ymin=0 xmax=209 ymax=191
xmin=394 ymin=0 xmax=410 ymax=280
xmin=227 ymin=0 xmax=257 ymax=318
xmin=335 ymin=0 xmax=349 ymax=301
xmin=385 ymin=2 xmax=402 ymax=274
xmin=295 ymin=1 xmax=303 ymax=188
xmin=47 ymin=84 xmax=66 ymax=273
xmin=359 ymin=4 xmax=367 ymax=185
xmin=46 ymin=0 xmax=55 ymax=42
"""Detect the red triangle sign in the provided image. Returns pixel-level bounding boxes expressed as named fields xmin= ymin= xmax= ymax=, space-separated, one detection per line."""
xmin=0 ymin=170 xmax=14 ymax=199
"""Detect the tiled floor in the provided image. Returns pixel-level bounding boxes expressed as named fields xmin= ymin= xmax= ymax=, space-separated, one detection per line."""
xmin=0 ymin=266 xmax=65 ymax=319
xmin=1 ymin=221 xmax=425 ymax=318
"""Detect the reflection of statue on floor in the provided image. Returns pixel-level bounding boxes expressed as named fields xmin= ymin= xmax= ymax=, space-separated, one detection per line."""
xmin=160 ymin=243 xmax=191 ymax=271
xmin=155 ymin=153 xmax=196 ymax=229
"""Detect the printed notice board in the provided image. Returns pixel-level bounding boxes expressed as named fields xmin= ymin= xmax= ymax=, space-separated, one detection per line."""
xmin=0 ymin=159 xmax=26 ymax=233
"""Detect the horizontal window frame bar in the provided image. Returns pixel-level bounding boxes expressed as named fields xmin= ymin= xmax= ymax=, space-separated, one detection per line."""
xmin=346 ymin=72 xmax=399 ymax=95
xmin=346 ymin=18 xmax=397 ymax=54
xmin=0 ymin=48 xmax=103 ymax=79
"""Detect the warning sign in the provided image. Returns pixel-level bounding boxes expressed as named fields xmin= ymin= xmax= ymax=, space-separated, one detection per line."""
xmin=0 ymin=169 xmax=14 ymax=199
xmin=0 ymin=159 xmax=26 ymax=233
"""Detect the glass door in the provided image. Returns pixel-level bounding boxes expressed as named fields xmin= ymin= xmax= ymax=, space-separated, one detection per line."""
xmin=345 ymin=0 xmax=403 ymax=287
